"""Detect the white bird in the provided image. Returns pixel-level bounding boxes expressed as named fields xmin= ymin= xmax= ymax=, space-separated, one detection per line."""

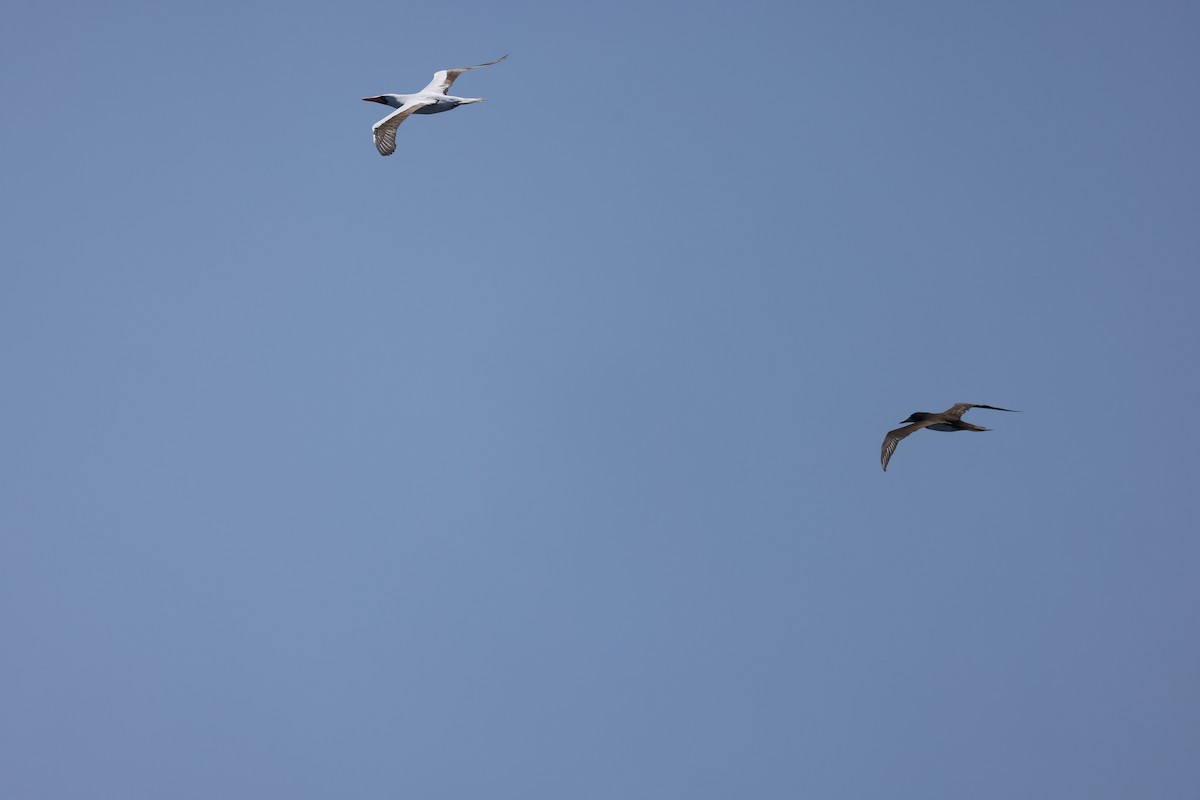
xmin=361 ymin=55 xmax=508 ymax=156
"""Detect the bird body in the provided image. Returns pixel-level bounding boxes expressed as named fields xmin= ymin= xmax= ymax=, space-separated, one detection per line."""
xmin=362 ymin=55 xmax=508 ymax=156
xmin=881 ymin=403 xmax=1018 ymax=471
xmin=365 ymin=95 xmax=483 ymax=112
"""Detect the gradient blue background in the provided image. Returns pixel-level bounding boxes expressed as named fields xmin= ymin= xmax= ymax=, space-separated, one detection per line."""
xmin=3 ymin=1 xmax=1199 ymax=797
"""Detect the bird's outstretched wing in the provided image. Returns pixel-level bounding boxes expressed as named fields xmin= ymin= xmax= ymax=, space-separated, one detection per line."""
xmin=419 ymin=54 xmax=508 ymax=95
xmin=882 ymin=421 xmax=933 ymax=471
xmin=372 ymin=101 xmax=434 ymax=156
xmin=944 ymin=403 xmax=1019 ymax=420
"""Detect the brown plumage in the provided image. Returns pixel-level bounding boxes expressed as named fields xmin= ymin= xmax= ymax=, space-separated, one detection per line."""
xmin=881 ymin=403 xmax=1018 ymax=471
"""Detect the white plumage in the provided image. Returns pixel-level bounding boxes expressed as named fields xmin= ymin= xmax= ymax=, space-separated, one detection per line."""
xmin=361 ymin=55 xmax=508 ymax=156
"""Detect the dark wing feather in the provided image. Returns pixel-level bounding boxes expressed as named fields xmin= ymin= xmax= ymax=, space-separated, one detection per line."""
xmin=420 ymin=54 xmax=508 ymax=95
xmin=881 ymin=421 xmax=933 ymax=471
xmin=944 ymin=403 xmax=1019 ymax=419
xmin=371 ymin=101 xmax=434 ymax=156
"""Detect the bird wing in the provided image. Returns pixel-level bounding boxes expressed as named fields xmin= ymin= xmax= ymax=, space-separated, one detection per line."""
xmin=419 ymin=54 xmax=508 ymax=95
xmin=881 ymin=421 xmax=933 ymax=471
xmin=944 ymin=403 xmax=1019 ymax=419
xmin=371 ymin=101 xmax=434 ymax=156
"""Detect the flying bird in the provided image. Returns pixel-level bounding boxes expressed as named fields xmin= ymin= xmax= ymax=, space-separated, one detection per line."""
xmin=881 ymin=403 xmax=1019 ymax=471
xmin=361 ymin=55 xmax=508 ymax=156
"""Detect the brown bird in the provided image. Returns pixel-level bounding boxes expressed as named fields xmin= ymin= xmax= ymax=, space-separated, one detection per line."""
xmin=881 ymin=403 xmax=1018 ymax=471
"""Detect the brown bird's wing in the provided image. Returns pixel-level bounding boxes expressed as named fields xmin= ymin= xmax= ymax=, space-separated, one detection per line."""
xmin=419 ymin=54 xmax=508 ymax=95
xmin=943 ymin=403 xmax=1019 ymax=419
xmin=881 ymin=421 xmax=933 ymax=471
xmin=371 ymin=101 xmax=434 ymax=156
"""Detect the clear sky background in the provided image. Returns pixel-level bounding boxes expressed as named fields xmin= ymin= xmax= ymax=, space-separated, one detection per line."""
xmin=3 ymin=0 xmax=1199 ymax=797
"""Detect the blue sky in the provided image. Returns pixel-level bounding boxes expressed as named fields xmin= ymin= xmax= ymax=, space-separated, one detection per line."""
xmin=3 ymin=1 xmax=1199 ymax=797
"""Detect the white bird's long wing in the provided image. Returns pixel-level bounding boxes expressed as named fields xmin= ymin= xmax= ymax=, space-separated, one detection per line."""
xmin=372 ymin=101 xmax=433 ymax=156
xmin=419 ymin=55 xmax=508 ymax=95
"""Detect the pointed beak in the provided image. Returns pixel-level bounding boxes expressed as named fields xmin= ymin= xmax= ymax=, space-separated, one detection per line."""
xmin=362 ymin=97 xmax=386 ymax=104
